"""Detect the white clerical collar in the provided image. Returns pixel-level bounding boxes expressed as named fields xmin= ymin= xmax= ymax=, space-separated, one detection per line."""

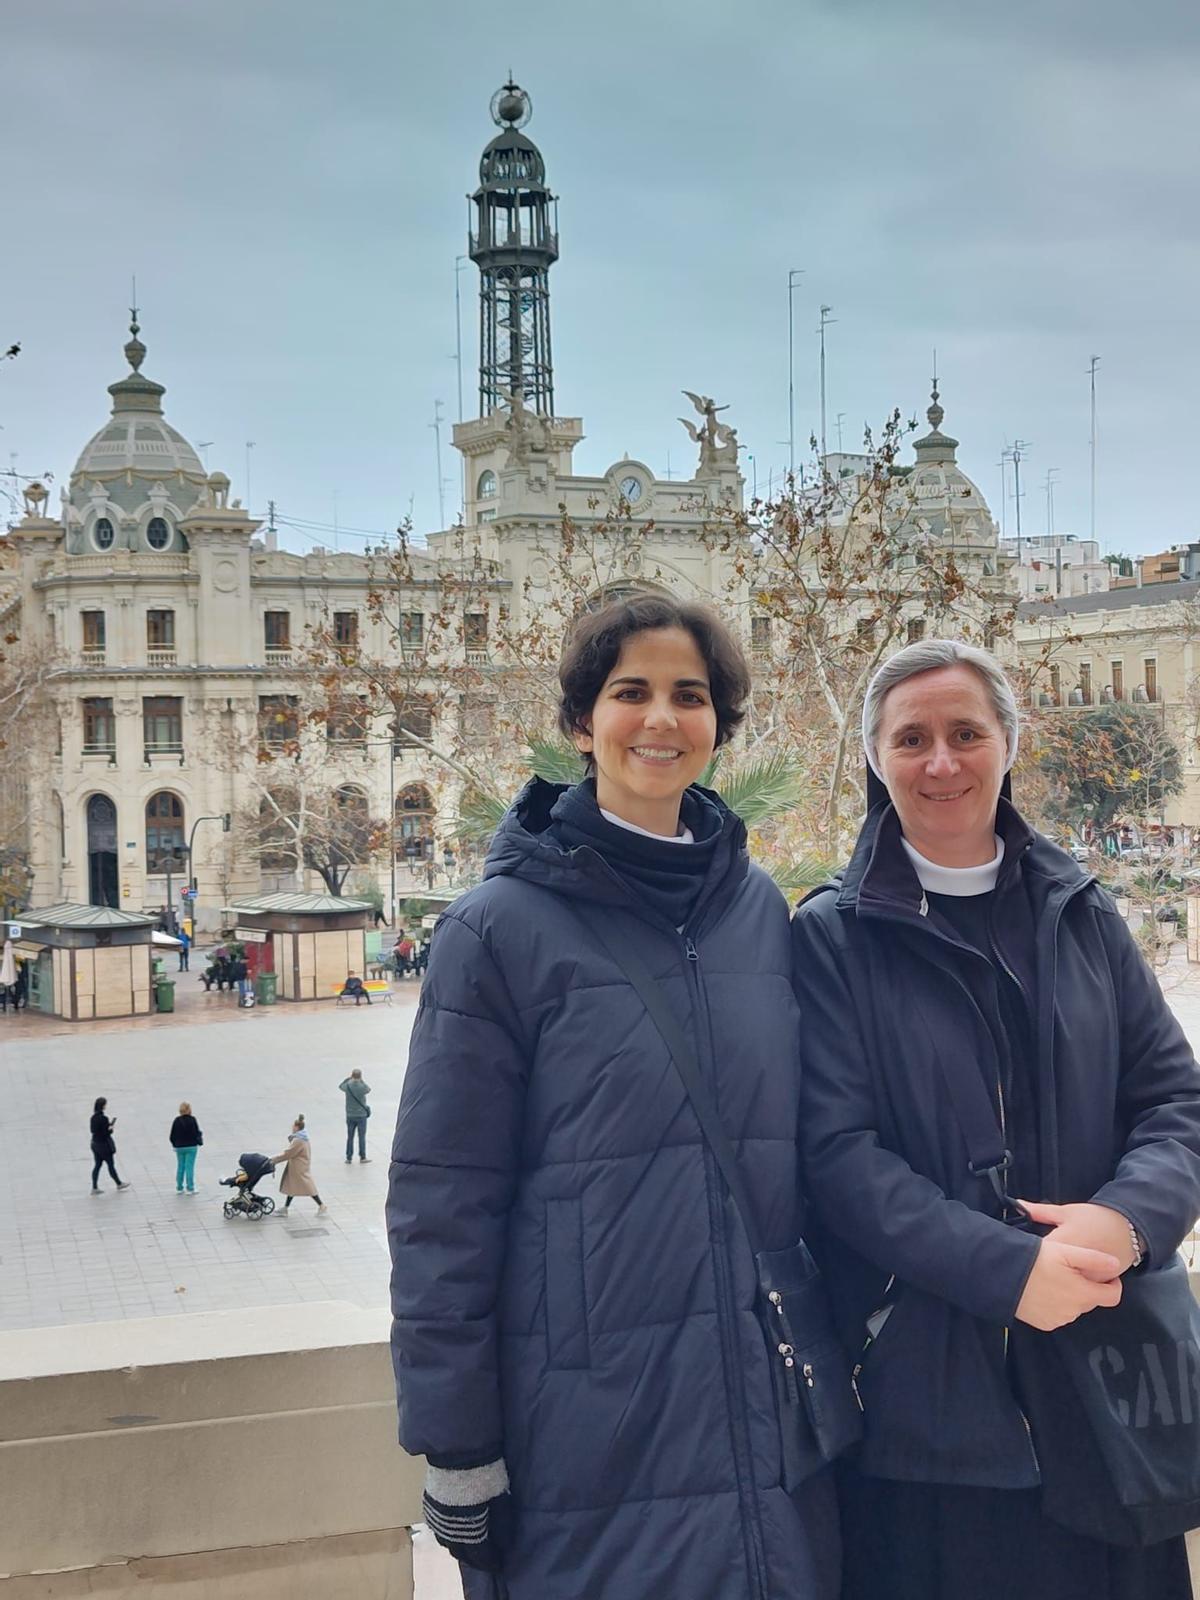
xmin=900 ymin=834 xmax=1005 ymax=896
xmin=600 ymin=806 xmax=695 ymax=844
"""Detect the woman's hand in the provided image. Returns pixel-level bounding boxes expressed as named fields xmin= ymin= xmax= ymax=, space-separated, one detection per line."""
xmin=1014 ymin=1238 xmax=1123 ymax=1332
xmin=1017 ymin=1200 xmax=1136 ymax=1272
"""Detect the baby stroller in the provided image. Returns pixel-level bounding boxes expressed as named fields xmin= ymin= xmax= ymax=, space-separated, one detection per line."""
xmin=219 ymin=1152 xmax=276 ymax=1219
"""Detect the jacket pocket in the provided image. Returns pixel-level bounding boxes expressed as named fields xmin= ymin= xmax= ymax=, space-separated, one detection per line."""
xmin=545 ymin=1197 xmax=590 ymax=1370
xmin=758 ymin=1242 xmax=863 ymax=1489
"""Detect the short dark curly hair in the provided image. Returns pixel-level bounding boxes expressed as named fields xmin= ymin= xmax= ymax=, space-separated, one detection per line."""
xmin=557 ymin=593 xmax=750 ymax=761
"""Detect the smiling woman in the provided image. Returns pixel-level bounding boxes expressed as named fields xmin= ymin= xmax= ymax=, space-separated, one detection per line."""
xmin=794 ymin=637 xmax=1200 ymax=1600
xmin=388 ymin=593 xmax=844 ymax=1600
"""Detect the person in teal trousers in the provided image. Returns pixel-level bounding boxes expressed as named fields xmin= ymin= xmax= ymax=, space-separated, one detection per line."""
xmin=169 ymin=1102 xmax=202 ymax=1192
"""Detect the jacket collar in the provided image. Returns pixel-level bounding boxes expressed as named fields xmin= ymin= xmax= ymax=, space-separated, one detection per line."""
xmin=836 ymin=796 xmax=1083 ymax=921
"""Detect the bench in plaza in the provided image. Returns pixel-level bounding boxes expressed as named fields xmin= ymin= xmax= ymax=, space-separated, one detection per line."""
xmin=334 ymin=979 xmax=392 ymax=1007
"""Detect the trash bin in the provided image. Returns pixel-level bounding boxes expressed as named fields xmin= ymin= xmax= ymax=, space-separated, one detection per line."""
xmin=256 ymin=972 xmax=277 ymax=1006
xmin=155 ymin=978 xmax=176 ymax=1014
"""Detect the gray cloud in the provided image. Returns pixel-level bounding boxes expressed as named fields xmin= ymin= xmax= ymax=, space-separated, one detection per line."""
xmin=4 ymin=0 xmax=1198 ymax=553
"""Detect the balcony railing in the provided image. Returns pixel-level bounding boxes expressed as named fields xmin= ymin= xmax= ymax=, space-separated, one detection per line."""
xmin=265 ymin=646 xmax=293 ymax=665
xmin=82 ymin=741 xmax=116 ymax=758
xmin=145 ymin=741 xmax=184 ymax=760
xmin=80 ymin=647 xmax=107 ymax=666
xmin=465 ymin=647 xmax=490 ymax=665
xmin=147 ymin=648 xmax=178 ymax=668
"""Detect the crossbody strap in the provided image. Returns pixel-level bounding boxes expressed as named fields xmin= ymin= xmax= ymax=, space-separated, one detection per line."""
xmin=583 ymin=914 xmax=763 ymax=1256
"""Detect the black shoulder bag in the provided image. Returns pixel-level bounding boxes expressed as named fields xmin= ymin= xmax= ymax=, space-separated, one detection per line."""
xmin=584 ymin=914 xmax=862 ymax=1489
xmin=923 ymin=958 xmax=1200 ymax=1548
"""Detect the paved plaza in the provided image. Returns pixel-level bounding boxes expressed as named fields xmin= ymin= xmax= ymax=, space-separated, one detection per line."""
xmin=0 ymin=982 xmax=421 ymax=1334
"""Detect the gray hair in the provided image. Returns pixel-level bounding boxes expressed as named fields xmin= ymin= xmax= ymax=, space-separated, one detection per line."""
xmin=861 ymin=639 xmax=1020 ymax=779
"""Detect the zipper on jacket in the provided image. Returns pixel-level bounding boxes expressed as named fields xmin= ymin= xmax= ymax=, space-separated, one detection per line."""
xmin=682 ymin=935 xmax=769 ymax=1600
xmin=849 ymin=1273 xmax=895 ymax=1412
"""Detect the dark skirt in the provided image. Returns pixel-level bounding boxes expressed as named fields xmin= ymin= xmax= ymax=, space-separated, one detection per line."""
xmin=839 ymin=1466 xmax=1193 ymax=1600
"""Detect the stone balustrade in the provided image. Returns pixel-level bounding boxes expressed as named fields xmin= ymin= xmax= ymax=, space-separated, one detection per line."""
xmin=0 ymin=1301 xmax=423 ymax=1599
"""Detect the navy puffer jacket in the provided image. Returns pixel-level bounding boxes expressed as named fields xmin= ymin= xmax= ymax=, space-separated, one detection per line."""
xmin=388 ymin=780 xmax=838 ymax=1600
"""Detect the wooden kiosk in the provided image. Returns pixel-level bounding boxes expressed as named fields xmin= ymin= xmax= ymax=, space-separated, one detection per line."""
xmin=17 ymin=903 xmax=156 ymax=1021
xmin=225 ymin=893 xmax=372 ymax=1002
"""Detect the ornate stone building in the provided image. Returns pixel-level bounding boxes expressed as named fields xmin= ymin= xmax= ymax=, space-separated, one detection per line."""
xmin=3 ymin=84 xmax=756 ymax=928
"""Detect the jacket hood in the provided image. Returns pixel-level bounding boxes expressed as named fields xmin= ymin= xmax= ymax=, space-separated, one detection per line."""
xmin=835 ymin=796 xmax=1090 ymax=918
xmin=482 ymin=776 xmax=749 ymax=914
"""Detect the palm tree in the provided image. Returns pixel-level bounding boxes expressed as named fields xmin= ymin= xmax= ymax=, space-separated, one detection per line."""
xmin=452 ymin=740 xmax=831 ymax=895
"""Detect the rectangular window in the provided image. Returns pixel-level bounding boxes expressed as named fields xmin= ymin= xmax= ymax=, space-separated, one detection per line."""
xmin=393 ymin=700 xmax=433 ymax=750
xmin=82 ymin=697 xmax=115 ymax=753
xmin=333 ymin=611 xmax=358 ymax=649
xmin=82 ymin=610 xmax=106 ymax=651
xmin=855 ymin=617 xmax=876 ymax=649
xmin=1145 ymin=659 xmax=1158 ymax=703
xmin=400 ymin=611 xmax=424 ymax=648
xmin=462 ymin=699 xmax=496 ymax=739
xmin=750 ymin=616 xmax=771 ymax=655
xmin=906 ymin=617 xmax=926 ymax=644
xmin=264 ymin=611 xmax=291 ymax=651
xmin=1111 ymin=660 xmax=1124 ymax=700
xmin=464 ymin=612 xmax=489 ymax=650
xmin=143 ymin=695 xmax=183 ymax=752
xmin=1050 ymin=664 xmax=1062 ymax=704
xmin=259 ymin=694 xmax=300 ymax=745
xmin=1078 ymin=662 xmax=1092 ymax=705
xmin=146 ymin=609 xmax=175 ymax=648
xmin=326 ymin=696 xmax=368 ymax=744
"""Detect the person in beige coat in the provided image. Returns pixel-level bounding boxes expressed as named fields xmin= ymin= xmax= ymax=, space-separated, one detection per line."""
xmin=271 ymin=1115 xmax=327 ymax=1215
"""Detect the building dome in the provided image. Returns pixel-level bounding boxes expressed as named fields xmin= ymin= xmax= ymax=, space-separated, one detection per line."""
xmin=478 ymin=127 xmax=547 ymax=189
xmin=900 ymin=383 xmax=998 ymax=559
xmin=65 ymin=316 xmax=209 ymax=556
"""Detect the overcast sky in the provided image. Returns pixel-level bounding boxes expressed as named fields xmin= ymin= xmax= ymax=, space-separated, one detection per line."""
xmin=4 ymin=0 xmax=1198 ymax=556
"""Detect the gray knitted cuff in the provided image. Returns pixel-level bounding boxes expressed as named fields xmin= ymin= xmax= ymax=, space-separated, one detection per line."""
xmin=425 ymin=1458 xmax=509 ymax=1506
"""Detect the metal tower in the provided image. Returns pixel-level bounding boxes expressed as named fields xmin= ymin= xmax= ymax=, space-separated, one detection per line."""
xmin=470 ymin=80 xmax=559 ymax=416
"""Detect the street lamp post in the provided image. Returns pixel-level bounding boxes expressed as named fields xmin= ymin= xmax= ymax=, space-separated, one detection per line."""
xmin=787 ymin=269 xmax=804 ymax=485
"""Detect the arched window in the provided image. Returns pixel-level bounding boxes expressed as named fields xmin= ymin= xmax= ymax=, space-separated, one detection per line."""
xmin=395 ymin=784 xmax=434 ymax=862
xmin=92 ymin=517 xmax=115 ymax=551
xmin=332 ymin=784 xmax=371 ymax=864
xmin=87 ymin=793 xmax=118 ymax=907
xmin=145 ymin=791 xmax=186 ymax=875
xmin=146 ymin=516 xmax=170 ymax=550
xmin=477 ymin=469 xmax=497 ymax=499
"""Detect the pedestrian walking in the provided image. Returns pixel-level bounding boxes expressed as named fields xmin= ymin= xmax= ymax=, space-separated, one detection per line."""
xmin=169 ymin=1101 xmax=203 ymax=1193
xmin=272 ymin=1116 xmax=326 ymax=1214
xmin=339 ymin=1068 xmax=371 ymax=1163
xmin=793 ymin=639 xmax=1200 ymax=1600
xmin=89 ymin=1096 xmax=129 ymax=1194
xmin=396 ymin=934 xmax=413 ymax=977
xmin=177 ymin=929 xmax=190 ymax=971
xmin=389 ymin=594 xmax=842 ymax=1599
xmin=0 ymin=938 xmax=15 ymax=1014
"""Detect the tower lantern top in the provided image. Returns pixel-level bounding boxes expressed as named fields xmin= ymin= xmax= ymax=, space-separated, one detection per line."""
xmin=470 ymin=79 xmax=559 ymax=417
